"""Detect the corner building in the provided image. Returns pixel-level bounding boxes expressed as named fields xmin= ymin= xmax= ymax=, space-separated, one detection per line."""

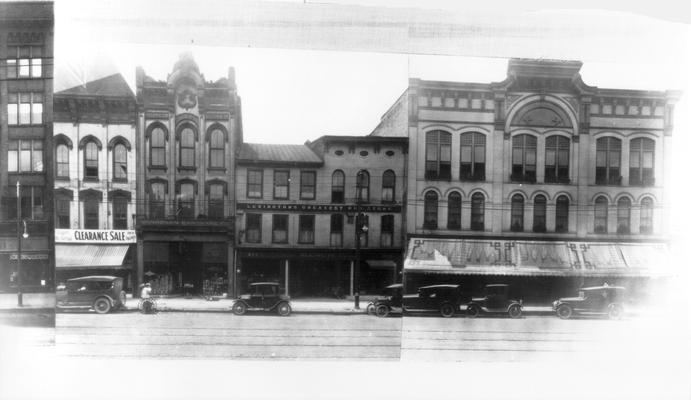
xmin=135 ymin=54 xmax=239 ymax=296
xmin=373 ymin=59 xmax=679 ymax=303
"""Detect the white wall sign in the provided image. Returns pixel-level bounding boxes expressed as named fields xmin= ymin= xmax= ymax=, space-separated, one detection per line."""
xmin=55 ymin=229 xmax=137 ymax=244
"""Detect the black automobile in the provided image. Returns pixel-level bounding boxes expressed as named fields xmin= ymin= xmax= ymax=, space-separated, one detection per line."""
xmin=465 ymin=284 xmax=523 ymax=318
xmin=370 ymin=283 xmax=403 ymax=317
xmin=553 ymin=284 xmax=626 ymax=320
xmin=402 ymin=284 xmax=470 ymax=318
xmin=232 ymin=282 xmax=292 ymax=316
xmin=56 ymin=276 xmax=127 ymax=314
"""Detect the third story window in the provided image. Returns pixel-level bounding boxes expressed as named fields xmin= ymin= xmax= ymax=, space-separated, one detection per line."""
xmin=460 ymin=132 xmax=486 ymax=181
xmin=113 ymin=143 xmax=128 ymax=180
xmin=300 ymin=171 xmax=316 ymax=200
xmin=596 ymin=137 xmax=622 ymax=185
xmin=7 ymin=93 xmax=43 ymax=125
xmin=512 ymin=134 xmax=537 ymax=183
xmin=150 ymin=127 xmax=166 ymax=167
xmin=247 ymin=170 xmax=263 ymax=198
xmin=629 ymin=138 xmax=655 ymax=186
xmin=84 ymin=141 xmax=99 ymax=179
xmin=382 ymin=170 xmax=396 ymax=202
xmin=273 ymin=170 xmax=289 ymax=200
xmin=545 ymin=136 xmax=570 ymax=183
xmin=356 ymin=170 xmax=370 ymax=202
xmin=425 ymin=130 xmax=451 ymax=180
xmin=331 ymin=170 xmax=345 ymax=203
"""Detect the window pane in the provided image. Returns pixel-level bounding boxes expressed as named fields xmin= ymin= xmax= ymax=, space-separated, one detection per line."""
xmin=8 ymin=103 xmax=18 ymax=125
xmin=642 ymin=152 xmax=653 ymax=168
xmin=19 ymin=102 xmax=31 ymax=124
xmin=474 ymin=145 xmax=485 ymax=163
xmin=32 ymin=102 xmax=42 ymax=124
xmin=460 ymin=146 xmax=471 ymax=162
xmin=545 ymin=149 xmax=556 ymax=166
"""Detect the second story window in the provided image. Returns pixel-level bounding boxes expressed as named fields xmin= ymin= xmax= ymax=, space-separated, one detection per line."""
xmin=208 ymin=183 xmax=225 ymax=218
xmin=594 ymin=196 xmax=608 ymax=233
xmin=447 ymin=192 xmax=462 ymax=230
xmin=423 ymin=191 xmax=438 ymax=229
xmin=84 ymin=196 xmax=99 ymax=229
xmin=272 ymin=214 xmax=289 ymax=243
xmin=56 ymin=143 xmax=69 ymax=178
xmin=208 ymin=128 xmax=225 ymax=169
xmin=8 ymin=140 xmax=43 ymax=173
xmin=113 ymin=143 xmax=128 ymax=181
xmin=113 ymin=196 xmax=128 ymax=229
xmin=471 ymin=193 xmax=485 ymax=231
xmin=331 ymin=170 xmax=345 ymax=203
xmin=247 ymin=170 xmax=263 ymax=199
xmin=460 ymin=132 xmax=486 ymax=181
xmin=179 ymin=127 xmax=196 ymax=168
xmin=298 ymin=215 xmax=315 ymax=244
xmin=245 ymin=214 xmax=262 ymax=243
xmin=273 ymin=170 xmax=289 ymax=200
xmin=177 ymin=183 xmax=195 ymax=219
xmin=150 ymin=127 xmax=166 ymax=167
xmin=510 ymin=194 xmax=524 ymax=232
xmin=545 ymin=136 xmax=570 ymax=183
xmin=300 ymin=171 xmax=316 ymax=200
xmin=382 ymin=170 xmax=395 ymax=202
xmin=149 ymin=182 xmax=166 ymax=219
xmin=7 ymin=93 xmax=42 ymax=125
xmin=381 ymin=215 xmax=394 ymax=247
xmin=7 ymin=46 xmax=42 ymax=78
xmin=330 ymin=214 xmax=343 ymax=247
xmin=425 ymin=130 xmax=451 ymax=180
xmin=356 ymin=170 xmax=369 ymax=203
xmin=84 ymin=141 xmax=99 ymax=179
xmin=533 ymin=195 xmax=547 ymax=233
xmin=595 ymin=137 xmax=621 ymax=185
xmin=511 ymin=134 xmax=537 ymax=183
xmin=56 ymin=194 xmax=71 ymax=229
xmin=629 ymin=138 xmax=655 ymax=186
xmin=617 ymin=197 xmax=631 ymax=234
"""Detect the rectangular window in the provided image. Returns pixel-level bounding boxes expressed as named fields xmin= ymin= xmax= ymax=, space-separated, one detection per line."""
xmin=7 ymin=93 xmax=42 ymax=125
xmin=298 ymin=215 xmax=315 ymax=244
xmin=247 ymin=169 xmax=263 ymax=198
xmin=245 ymin=213 xmax=262 ymax=243
xmin=7 ymin=46 xmax=42 ymax=78
xmin=17 ymin=186 xmax=44 ymax=220
xmin=273 ymin=170 xmax=290 ymax=200
xmin=7 ymin=140 xmax=43 ymax=172
xmin=149 ymin=183 xmax=166 ymax=219
xmin=56 ymin=197 xmax=71 ymax=229
xmin=460 ymin=133 xmax=486 ymax=181
xmin=300 ymin=171 xmax=316 ymax=200
xmin=178 ymin=183 xmax=195 ymax=219
xmin=113 ymin=198 xmax=128 ymax=229
xmin=357 ymin=214 xmax=369 ymax=248
xmin=272 ymin=214 xmax=289 ymax=243
xmin=330 ymin=214 xmax=343 ymax=247
xmin=425 ymin=131 xmax=451 ymax=180
xmin=84 ymin=198 xmax=99 ymax=229
xmin=208 ymin=184 xmax=225 ymax=218
xmin=381 ymin=215 xmax=394 ymax=247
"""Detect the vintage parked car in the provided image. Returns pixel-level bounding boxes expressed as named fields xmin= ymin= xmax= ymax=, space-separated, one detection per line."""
xmin=369 ymin=283 xmax=403 ymax=317
xmin=553 ymin=284 xmax=626 ymax=320
xmin=56 ymin=276 xmax=127 ymax=314
xmin=402 ymin=284 xmax=470 ymax=318
xmin=232 ymin=282 xmax=292 ymax=316
xmin=465 ymin=284 xmax=523 ymax=318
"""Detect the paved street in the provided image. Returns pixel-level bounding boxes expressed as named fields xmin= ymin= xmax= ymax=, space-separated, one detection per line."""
xmin=401 ymin=313 xmax=690 ymax=362
xmin=55 ymin=312 xmax=402 ymax=360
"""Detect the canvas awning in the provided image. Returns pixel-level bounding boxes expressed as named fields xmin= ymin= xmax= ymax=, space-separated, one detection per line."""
xmin=56 ymin=244 xmax=131 ymax=269
xmin=404 ymin=238 xmax=672 ymax=277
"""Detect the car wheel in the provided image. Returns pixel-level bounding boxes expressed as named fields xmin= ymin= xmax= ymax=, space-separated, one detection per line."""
xmin=366 ymin=303 xmax=376 ymax=315
xmin=466 ymin=304 xmax=480 ymax=318
xmin=93 ymin=298 xmax=112 ymax=314
xmin=232 ymin=301 xmax=247 ymax=316
xmin=375 ymin=304 xmax=390 ymax=317
xmin=607 ymin=304 xmax=623 ymax=320
xmin=440 ymin=303 xmax=456 ymax=318
xmin=276 ymin=302 xmax=291 ymax=316
xmin=508 ymin=304 xmax=522 ymax=319
xmin=556 ymin=304 xmax=573 ymax=319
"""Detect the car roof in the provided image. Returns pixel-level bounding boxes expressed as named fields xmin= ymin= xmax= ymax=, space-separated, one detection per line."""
xmin=582 ymin=286 xmax=626 ymax=291
xmin=386 ymin=283 xmax=403 ymax=289
xmin=67 ymin=275 xmax=121 ymax=282
xmin=250 ymin=282 xmax=280 ymax=286
xmin=419 ymin=284 xmax=459 ymax=289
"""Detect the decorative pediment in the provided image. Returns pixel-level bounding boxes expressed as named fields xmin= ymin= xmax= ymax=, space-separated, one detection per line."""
xmin=510 ymin=102 xmax=573 ymax=128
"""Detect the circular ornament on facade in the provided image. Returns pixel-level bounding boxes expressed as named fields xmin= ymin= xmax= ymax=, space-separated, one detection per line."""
xmin=177 ymin=89 xmax=197 ymax=109
xmin=360 ymin=150 xmax=369 ymax=157
xmin=334 ymin=150 xmax=344 ymax=156
xmin=385 ymin=150 xmax=395 ymax=157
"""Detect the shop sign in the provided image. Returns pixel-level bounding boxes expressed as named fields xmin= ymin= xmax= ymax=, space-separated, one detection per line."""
xmin=55 ymin=229 xmax=137 ymax=244
xmin=238 ymin=203 xmax=401 ymax=213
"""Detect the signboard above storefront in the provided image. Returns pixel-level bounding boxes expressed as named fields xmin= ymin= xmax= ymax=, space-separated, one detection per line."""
xmin=55 ymin=229 xmax=137 ymax=244
xmin=237 ymin=203 xmax=401 ymax=213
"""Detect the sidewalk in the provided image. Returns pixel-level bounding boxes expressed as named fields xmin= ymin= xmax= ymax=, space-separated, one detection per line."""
xmin=0 ymin=292 xmax=55 ymax=311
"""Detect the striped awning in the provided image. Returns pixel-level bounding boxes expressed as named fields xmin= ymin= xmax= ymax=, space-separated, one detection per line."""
xmin=404 ymin=238 xmax=672 ymax=277
xmin=56 ymin=244 xmax=130 ymax=269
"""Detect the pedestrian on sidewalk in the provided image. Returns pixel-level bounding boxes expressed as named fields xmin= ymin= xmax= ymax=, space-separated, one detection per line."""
xmin=139 ymin=282 xmax=157 ymax=314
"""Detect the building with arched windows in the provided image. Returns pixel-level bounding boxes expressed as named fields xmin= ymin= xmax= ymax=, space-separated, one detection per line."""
xmin=135 ymin=54 xmax=240 ymax=296
xmin=373 ymin=58 xmax=679 ymax=302
xmin=53 ymin=73 xmax=137 ymax=288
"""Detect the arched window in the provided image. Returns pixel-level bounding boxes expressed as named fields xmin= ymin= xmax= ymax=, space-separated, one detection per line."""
xmin=640 ymin=197 xmax=653 ymax=234
xmin=460 ymin=132 xmax=486 ymax=181
xmin=150 ymin=127 xmax=166 ymax=167
xmin=617 ymin=197 xmax=631 ymax=234
xmin=533 ymin=195 xmax=547 ymax=233
xmin=209 ymin=129 xmax=225 ymax=169
xmin=179 ymin=127 xmax=195 ymax=168
xmin=596 ymin=137 xmax=621 ymax=185
xmin=555 ymin=195 xmax=569 ymax=233
xmin=545 ymin=136 xmax=570 ymax=183
xmin=382 ymin=170 xmax=395 ymax=202
xmin=356 ymin=170 xmax=370 ymax=203
xmin=512 ymin=134 xmax=537 ymax=182
xmin=331 ymin=170 xmax=345 ymax=203
xmin=594 ymin=196 xmax=608 ymax=233
xmin=84 ymin=141 xmax=98 ymax=179
xmin=56 ymin=143 xmax=69 ymax=178
xmin=510 ymin=194 xmax=524 ymax=232
xmin=149 ymin=182 xmax=166 ymax=219
xmin=423 ymin=191 xmax=438 ymax=229
xmin=471 ymin=193 xmax=485 ymax=231
xmin=113 ymin=143 xmax=127 ymax=180
xmin=425 ymin=130 xmax=451 ymax=180
xmin=629 ymin=138 xmax=655 ymax=186
xmin=447 ymin=192 xmax=462 ymax=230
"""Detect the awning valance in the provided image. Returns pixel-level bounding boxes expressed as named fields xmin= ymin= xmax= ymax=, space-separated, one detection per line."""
xmin=404 ymin=238 xmax=672 ymax=277
xmin=56 ymin=244 xmax=131 ymax=269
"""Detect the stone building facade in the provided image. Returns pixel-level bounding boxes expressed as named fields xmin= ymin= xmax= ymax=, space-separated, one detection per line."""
xmin=0 ymin=2 xmax=54 ymax=293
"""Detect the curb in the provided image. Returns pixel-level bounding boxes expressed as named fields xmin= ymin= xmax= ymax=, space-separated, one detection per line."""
xmin=0 ymin=307 xmax=55 ymax=314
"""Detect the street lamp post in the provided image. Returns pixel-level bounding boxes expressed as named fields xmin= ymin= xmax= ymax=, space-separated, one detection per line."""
xmin=354 ymin=172 xmax=368 ymax=310
xmin=16 ymin=181 xmax=28 ymax=307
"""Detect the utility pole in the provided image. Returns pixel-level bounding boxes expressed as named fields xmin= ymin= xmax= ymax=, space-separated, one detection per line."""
xmin=16 ymin=181 xmax=22 ymax=307
xmin=354 ymin=173 xmax=361 ymax=309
